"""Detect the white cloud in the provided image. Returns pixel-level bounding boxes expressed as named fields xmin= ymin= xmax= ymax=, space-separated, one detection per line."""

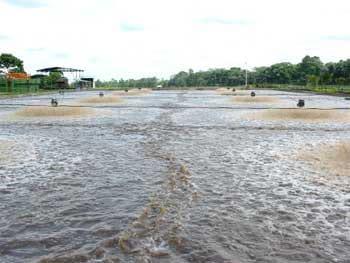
xmin=0 ymin=0 xmax=349 ymax=80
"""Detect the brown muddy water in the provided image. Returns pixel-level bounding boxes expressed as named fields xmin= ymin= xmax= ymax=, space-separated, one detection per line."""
xmin=0 ymin=90 xmax=349 ymax=263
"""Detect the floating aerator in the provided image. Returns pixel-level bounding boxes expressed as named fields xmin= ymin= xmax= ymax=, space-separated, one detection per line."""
xmin=51 ymin=98 xmax=58 ymax=107
xmin=297 ymin=99 xmax=305 ymax=108
xmin=250 ymin=91 xmax=256 ymax=97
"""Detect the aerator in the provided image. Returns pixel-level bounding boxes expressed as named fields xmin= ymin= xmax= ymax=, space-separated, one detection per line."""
xmin=297 ymin=99 xmax=305 ymax=108
xmin=51 ymin=98 xmax=58 ymax=107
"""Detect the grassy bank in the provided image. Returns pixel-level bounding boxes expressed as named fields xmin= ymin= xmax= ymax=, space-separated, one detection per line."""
xmin=94 ymin=85 xmax=350 ymax=94
xmin=255 ymin=84 xmax=350 ymax=95
xmin=92 ymin=86 xmax=229 ymax=91
xmin=0 ymin=89 xmax=61 ymax=99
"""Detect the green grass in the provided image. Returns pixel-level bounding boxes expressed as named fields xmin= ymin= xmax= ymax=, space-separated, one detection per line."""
xmin=92 ymin=87 xmax=147 ymax=91
xmin=311 ymin=86 xmax=350 ymax=94
xmin=90 ymin=86 xmax=122 ymax=91
xmin=0 ymin=89 xmax=58 ymax=98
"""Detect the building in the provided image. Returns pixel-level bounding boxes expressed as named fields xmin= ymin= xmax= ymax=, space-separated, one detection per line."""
xmin=80 ymin=77 xmax=95 ymax=89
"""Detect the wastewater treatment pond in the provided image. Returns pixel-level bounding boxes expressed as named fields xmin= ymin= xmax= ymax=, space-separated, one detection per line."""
xmin=0 ymin=90 xmax=349 ymax=263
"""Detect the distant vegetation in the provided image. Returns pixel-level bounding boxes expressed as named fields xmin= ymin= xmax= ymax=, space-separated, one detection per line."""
xmin=1 ymin=53 xmax=349 ymax=94
xmin=253 ymin=56 xmax=350 ymax=86
xmin=96 ymin=56 xmax=350 ymax=91
xmin=95 ymin=77 xmax=158 ymax=89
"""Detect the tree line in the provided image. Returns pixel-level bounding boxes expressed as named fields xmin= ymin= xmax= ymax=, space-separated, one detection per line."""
xmin=95 ymin=77 xmax=158 ymax=89
xmin=96 ymin=55 xmax=350 ymax=88
xmin=2 ymin=53 xmax=349 ymax=88
xmin=253 ymin=56 xmax=350 ymax=86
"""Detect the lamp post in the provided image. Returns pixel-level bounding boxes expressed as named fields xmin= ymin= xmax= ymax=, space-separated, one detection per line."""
xmin=245 ymin=62 xmax=248 ymax=88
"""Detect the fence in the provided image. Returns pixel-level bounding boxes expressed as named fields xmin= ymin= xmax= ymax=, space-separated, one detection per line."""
xmin=0 ymin=78 xmax=41 ymax=94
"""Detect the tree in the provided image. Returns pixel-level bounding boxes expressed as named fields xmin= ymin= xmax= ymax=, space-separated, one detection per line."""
xmin=0 ymin=53 xmax=24 ymax=73
xmin=95 ymin=79 xmax=104 ymax=87
xmin=296 ymin=56 xmax=324 ymax=84
xmin=260 ymin=62 xmax=296 ymax=84
xmin=48 ymin=71 xmax=63 ymax=83
xmin=41 ymin=71 xmax=63 ymax=89
xmin=252 ymin=67 xmax=268 ymax=84
xmin=168 ymin=71 xmax=189 ymax=87
xmin=227 ymin=67 xmax=245 ymax=86
xmin=307 ymin=75 xmax=320 ymax=86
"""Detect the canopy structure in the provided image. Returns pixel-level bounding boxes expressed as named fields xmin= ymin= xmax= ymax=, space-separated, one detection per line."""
xmin=36 ymin=67 xmax=84 ymax=89
xmin=37 ymin=67 xmax=84 ymax=73
xmin=80 ymin=77 xmax=95 ymax=88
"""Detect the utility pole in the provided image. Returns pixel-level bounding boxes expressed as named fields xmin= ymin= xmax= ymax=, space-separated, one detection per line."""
xmin=245 ymin=62 xmax=248 ymax=88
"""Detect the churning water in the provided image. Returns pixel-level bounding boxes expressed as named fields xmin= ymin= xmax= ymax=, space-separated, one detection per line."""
xmin=0 ymin=90 xmax=349 ymax=262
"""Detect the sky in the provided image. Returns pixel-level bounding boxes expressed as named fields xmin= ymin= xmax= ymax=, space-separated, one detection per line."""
xmin=0 ymin=0 xmax=349 ymax=80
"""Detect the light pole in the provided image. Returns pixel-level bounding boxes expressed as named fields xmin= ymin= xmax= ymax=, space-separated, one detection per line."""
xmin=245 ymin=62 xmax=248 ymax=88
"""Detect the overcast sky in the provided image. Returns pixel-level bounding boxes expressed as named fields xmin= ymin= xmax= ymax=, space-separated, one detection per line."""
xmin=0 ymin=0 xmax=349 ymax=80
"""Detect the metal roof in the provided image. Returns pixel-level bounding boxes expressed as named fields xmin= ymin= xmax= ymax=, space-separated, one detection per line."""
xmin=30 ymin=74 xmax=47 ymax=79
xmin=37 ymin=67 xmax=84 ymax=73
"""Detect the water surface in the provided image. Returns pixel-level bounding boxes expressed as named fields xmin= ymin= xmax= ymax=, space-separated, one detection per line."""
xmin=0 ymin=90 xmax=349 ymax=262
